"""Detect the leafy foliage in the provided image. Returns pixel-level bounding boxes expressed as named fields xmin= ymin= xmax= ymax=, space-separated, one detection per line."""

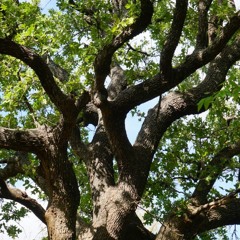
xmin=0 ymin=201 xmax=28 ymax=238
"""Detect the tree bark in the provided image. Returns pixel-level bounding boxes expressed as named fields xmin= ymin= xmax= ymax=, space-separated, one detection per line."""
xmin=42 ymin=148 xmax=80 ymax=240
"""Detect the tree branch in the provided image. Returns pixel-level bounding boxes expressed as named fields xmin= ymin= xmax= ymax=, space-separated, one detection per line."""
xmin=69 ymin=126 xmax=90 ymax=163
xmin=88 ymin=121 xmax=115 ymax=200
xmin=0 ymin=180 xmax=46 ymax=224
xmin=107 ymin=64 xmax=127 ymax=100
xmin=112 ymin=30 xmax=240 ymax=115
xmin=160 ymin=0 xmax=188 ymax=78
xmin=42 ymin=53 xmax=69 ymax=82
xmin=187 ymin=193 xmax=240 ymax=236
xmin=196 ymin=0 xmax=213 ymax=49
xmin=76 ymin=102 xmax=98 ymax=126
xmin=0 ymin=127 xmax=44 ymax=153
xmin=0 ymin=38 xmax=76 ymax=118
xmin=132 ymin=36 xmax=240 ymax=196
xmin=127 ymin=43 xmax=150 ymax=57
xmin=175 ymin=12 xmax=240 ymax=80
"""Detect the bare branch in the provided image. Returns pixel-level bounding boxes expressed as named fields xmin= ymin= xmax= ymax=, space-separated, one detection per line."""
xmin=127 ymin=43 xmax=150 ymax=57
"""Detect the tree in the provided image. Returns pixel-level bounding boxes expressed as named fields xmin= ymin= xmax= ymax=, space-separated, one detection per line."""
xmin=0 ymin=0 xmax=240 ymax=239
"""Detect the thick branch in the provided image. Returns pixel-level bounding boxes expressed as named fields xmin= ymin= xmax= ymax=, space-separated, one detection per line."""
xmin=52 ymin=91 xmax=91 ymax=144
xmin=94 ymin=0 xmax=153 ymax=92
xmin=160 ymin=0 xmax=188 ymax=78
xmin=133 ymin=91 xmax=197 ymax=188
xmin=175 ymin=12 xmax=240 ymax=80
xmin=0 ymin=127 xmax=44 ymax=153
xmin=0 ymin=38 xmax=76 ymax=117
xmin=196 ymin=0 xmax=213 ymax=48
xmin=70 ymin=126 xmax=90 ymax=163
xmin=107 ymin=64 xmax=127 ymax=100
xmin=88 ymin=121 xmax=115 ymax=202
xmin=157 ymin=192 xmax=240 ymax=239
xmin=111 ymin=73 xmax=165 ymax=112
xmin=185 ymin=192 xmax=240 ymax=237
xmin=190 ymin=35 xmax=240 ymax=96
xmin=75 ymin=90 xmax=92 ymax=113
xmin=132 ymin=36 xmax=240 ymax=195
xmin=77 ymin=102 xmax=98 ymax=126
xmin=195 ymin=197 xmax=240 ymax=234
xmin=0 ymin=180 xmax=46 ymax=224
xmin=42 ymin=53 xmax=69 ymax=82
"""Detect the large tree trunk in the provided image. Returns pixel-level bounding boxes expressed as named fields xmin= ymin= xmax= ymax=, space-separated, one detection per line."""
xmin=77 ymin=185 xmax=155 ymax=240
xmin=39 ymin=145 xmax=80 ymax=240
xmin=156 ymin=219 xmax=191 ymax=240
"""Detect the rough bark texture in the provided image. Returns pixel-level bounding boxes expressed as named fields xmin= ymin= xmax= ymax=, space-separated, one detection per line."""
xmin=0 ymin=1 xmax=240 ymax=240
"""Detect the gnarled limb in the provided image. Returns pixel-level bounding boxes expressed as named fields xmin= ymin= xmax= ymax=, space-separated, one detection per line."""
xmin=191 ymin=196 xmax=240 ymax=235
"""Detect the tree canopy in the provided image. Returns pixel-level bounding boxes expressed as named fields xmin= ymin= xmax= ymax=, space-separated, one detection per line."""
xmin=1 ymin=0 xmax=240 ymax=239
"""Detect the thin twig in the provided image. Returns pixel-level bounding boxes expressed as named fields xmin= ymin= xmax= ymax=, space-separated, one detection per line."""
xmin=17 ymin=68 xmax=41 ymax=127
xmin=127 ymin=43 xmax=150 ymax=56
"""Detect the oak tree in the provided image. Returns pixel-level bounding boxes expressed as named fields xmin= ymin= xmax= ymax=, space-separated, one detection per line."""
xmin=1 ymin=0 xmax=240 ymax=239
